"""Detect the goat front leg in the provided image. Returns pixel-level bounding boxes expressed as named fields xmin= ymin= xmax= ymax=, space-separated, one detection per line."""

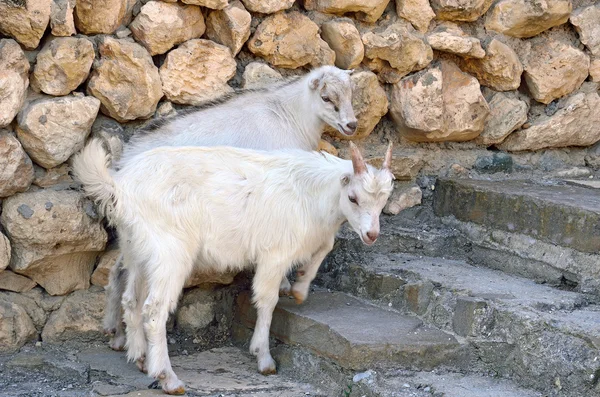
xmin=250 ymin=262 xmax=288 ymax=375
xmin=291 ymin=237 xmax=335 ymax=304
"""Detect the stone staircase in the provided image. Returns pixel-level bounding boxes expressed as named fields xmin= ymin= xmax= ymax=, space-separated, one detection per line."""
xmin=234 ymin=178 xmax=600 ymax=397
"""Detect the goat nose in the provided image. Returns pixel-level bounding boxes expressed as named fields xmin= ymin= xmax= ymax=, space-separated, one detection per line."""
xmin=346 ymin=121 xmax=357 ymax=132
xmin=366 ymin=231 xmax=378 ymax=241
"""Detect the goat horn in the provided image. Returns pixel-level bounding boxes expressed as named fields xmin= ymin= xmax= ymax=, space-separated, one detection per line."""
xmin=349 ymin=142 xmax=366 ymax=175
xmin=382 ymin=142 xmax=393 ymax=171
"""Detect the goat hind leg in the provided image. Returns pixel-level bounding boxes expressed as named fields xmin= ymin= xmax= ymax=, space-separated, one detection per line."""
xmin=122 ymin=260 xmax=148 ymax=371
xmin=104 ymin=254 xmax=127 ymax=351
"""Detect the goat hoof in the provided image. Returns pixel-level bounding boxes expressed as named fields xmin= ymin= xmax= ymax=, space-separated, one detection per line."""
xmin=162 ymin=378 xmax=186 ymax=395
xmin=258 ymin=356 xmax=277 ymax=375
xmin=291 ymin=289 xmax=305 ymax=305
xmin=279 ymin=287 xmax=291 ymax=297
xmin=103 ymin=327 xmax=115 ymax=336
xmin=136 ymin=357 xmax=148 ymax=374
xmin=164 ymin=386 xmax=186 ymax=395
xmin=109 ymin=335 xmax=126 ymax=351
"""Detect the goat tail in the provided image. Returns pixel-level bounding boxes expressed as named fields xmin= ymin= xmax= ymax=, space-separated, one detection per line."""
xmin=71 ymin=138 xmax=119 ymax=224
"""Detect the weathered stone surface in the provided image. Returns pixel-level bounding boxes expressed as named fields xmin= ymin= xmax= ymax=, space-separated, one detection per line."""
xmin=0 ymin=131 xmax=34 ymax=198
xmin=16 ymin=95 xmax=100 ymax=169
xmin=206 ymin=1 xmax=251 ymax=56
xmin=42 ymin=289 xmax=105 ymax=342
xmin=303 ymin=0 xmax=390 ymax=23
xmin=570 ymin=5 xmax=600 ymax=57
xmin=499 ymin=91 xmax=600 ymax=151
xmin=130 ymin=1 xmax=205 ymax=56
xmin=241 ymin=62 xmax=282 ymax=89
xmin=50 ymin=0 xmax=76 ymax=36
xmin=390 ymin=60 xmax=490 ymax=142
xmin=590 ymin=59 xmax=600 ymax=83
xmin=248 ymin=12 xmax=334 ymax=69
xmin=31 ymin=37 xmax=95 ymax=96
xmin=0 ymin=190 xmax=108 ymax=296
xmin=384 ymin=186 xmax=422 ymax=215
xmin=237 ymin=290 xmax=462 ymax=370
xmin=91 ymin=249 xmax=120 ymax=287
xmin=321 ymin=19 xmax=364 ymax=70
xmin=176 ymin=289 xmax=216 ymax=332
xmin=430 ymin=0 xmax=493 ymax=21
xmin=0 ymin=270 xmax=37 ymax=293
xmin=485 ymin=0 xmax=572 ymax=38
xmin=240 ymin=0 xmax=294 ymax=13
xmin=522 ymin=39 xmax=589 ymax=104
xmin=74 ymin=0 xmax=128 ymax=34
xmin=0 ymin=39 xmax=30 ymax=128
xmin=0 ymin=233 xmax=10 ymax=272
xmin=87 ymin=37 xmax=163 ymax=122
xmin=33 ymin=164 xmax=73 ymax=188
xmin=426 ymin=23 xmax=485 ymax=58
xmin=318 ymin=139 xmax=338 ymax=156
xmin=362 ymin=21 xmax=432 ymax=84
xmin=475 ymin=93 xmax=528 ymax=146
xmin=396 ymin=0 xmax=435 ymax=32
xmin=160 ymin=39 xmax=236 ymax=106
xmin=458 ymin=39 xmax=522 ymax=91
xmin=184 ymin=269 xmax=236 ymax=289
xmin=368 ymin=152 xmax=423 ymax=180
xmin=0 ymin=0 xmax=51 ymax=49
xmin=327 ymin=71 xmax=388 ymax=140
xmin=0 ymin=298 xmax=36 ymax=353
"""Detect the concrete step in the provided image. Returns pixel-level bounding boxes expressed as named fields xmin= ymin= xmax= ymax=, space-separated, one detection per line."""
xmin=234 ymin=290 xmax=471 ymax=372
xmin=318 ymin=249 xmax=600 ymax=397
xmin=433 ymin=178 xmax=600 ymax=292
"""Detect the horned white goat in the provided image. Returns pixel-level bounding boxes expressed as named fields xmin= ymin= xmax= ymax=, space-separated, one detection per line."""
xmin=72 ymin=139 xmax=393 ymax=395
xmin=104 ymin=65 xmax=357 ymax=351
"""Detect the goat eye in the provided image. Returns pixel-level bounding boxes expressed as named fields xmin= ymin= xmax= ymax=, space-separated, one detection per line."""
xmin=321 ymin=96 xmax=331 ymax=103
xmin=334 ymin=105 xmax=339 ymax=112
xmin=349 ymin=196 xmax=358 ymax=205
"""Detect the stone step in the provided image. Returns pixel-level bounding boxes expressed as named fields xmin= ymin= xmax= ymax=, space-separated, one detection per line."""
xmin=234 ymin=290 xmax=471 ymax=373
xmin=318 ymin=249 xmax=600 ymax=397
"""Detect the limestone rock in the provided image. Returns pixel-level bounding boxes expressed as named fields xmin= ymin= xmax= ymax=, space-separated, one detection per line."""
xmin=16 ymin=95 xmax=101 ymax=169
xmin=485 ymin=0 xmax=571 ymax=38
xmin=458 ymin=39 xmax=522 ymax=91
xmin=312 ymin=40 xmax=337 ymax=68
xmin=74 ymin=0 xmax=128 ymax=35
xmin=475 ymin=93 xmax=528 ymax=146
xmin=303 ymin=0 xmax=390 ymax=23
xmin=390 ymin=60 xmax=490 ymax=142
xmin=42 ymin=289 xmax=105 ymax=342
xmin=90 ymin=115 xmax=126 ymax=161
xmin=130 ymin=1 xmax=205 ymax=56
xmin=1 ymin=233 xmax=10 ymax=272
xmin=184 ymin=269 xmax=236 ymax=289
xmin=33 ymin=164 xmax=73 ymax=188
xmin=183 ymin=0 xmax=228 ymax=9
xmin=570 ymin=5 xmax=600 ymax=57
xmin=206 ymin=1 xmax=251 ymax=56
xmin=590 ymin=59 xmax=600 ymax=83
xmin=160 ymin=39 xmax=236 ymax=106
xmin=362 ymin=21 xmax=432 ymax=84
xmin=0 ymin=299 xmax=36 ymax=353
xmin=87 ymin=37 xmax=163 ymax=122
xmin=396 ymin=0 xmax=435 ymax=32
xmin=430 ymin=0 xmax=493 ymax=21
xmin=91 ymin=249 xmax=120 ymax=287
xmin=248 ymin=12 xmax=334 ymax=69
xmin=240 ymin=0 xmax=296 ymax=13
xmin=0 ymin=131 xmax=34 ymax=198
xmin=0 ymin=190 xmax=108 ymax=296
xmin=367 ymin=152 xmax=423 ymax=180
xmin=318 ymin=140 xmax=338 ymax=156
xmin=0 ymin=39 xmax=30 ymax=128
xmin=241 ymin=62 xmax=283 ymax=89
xmin=0 ymin=0 xmax=51 ymax=49
xmin=327 ymin=71 xmax=388 ymax=139
xmin=50 ymin=0 xmax=76 ymax=36
xmin=384 ymin=186 xmax=422 ymax=215
xmin=426 ymin=23 xmax=485 ymax=58
xmin=499 ymin=91 xmax=600 ymax=151
xmin=176 ymin=288 xmax=216 ymax=332
xmin=321 ymin=19 xmax=364 ymax=70
xmin=0 ymin=271 xmax=37 ymax=293
xmin=31 ymin=37 xmax=95 ymax=96
xmin=523 ymin=39 xmax=589 ymax=104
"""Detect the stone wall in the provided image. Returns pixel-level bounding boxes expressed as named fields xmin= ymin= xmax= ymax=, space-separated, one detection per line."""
xmin=0 ymin=0 xmax=599 ymax=352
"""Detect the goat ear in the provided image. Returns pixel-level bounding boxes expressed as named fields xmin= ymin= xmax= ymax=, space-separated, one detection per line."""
xmin=349 ymin=142 xmax=367 ymax=175
xmin=309 ymin=73 xmax=323 ymax=90
xmin=382 ymin=142 xmax=395 ymax=180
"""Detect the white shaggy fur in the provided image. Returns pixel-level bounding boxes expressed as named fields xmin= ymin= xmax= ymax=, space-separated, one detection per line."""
xmin=72 ymin=139 xmax=393 ymax=394
xmin=103 ymin=65 xmax=357 ymax=351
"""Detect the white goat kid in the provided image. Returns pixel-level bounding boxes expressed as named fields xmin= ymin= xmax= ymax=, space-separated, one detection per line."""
xmin=73 ymin=139 xmax=394 ymax=395
xmin=104 ymin=65 xmax=357 ymax=352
